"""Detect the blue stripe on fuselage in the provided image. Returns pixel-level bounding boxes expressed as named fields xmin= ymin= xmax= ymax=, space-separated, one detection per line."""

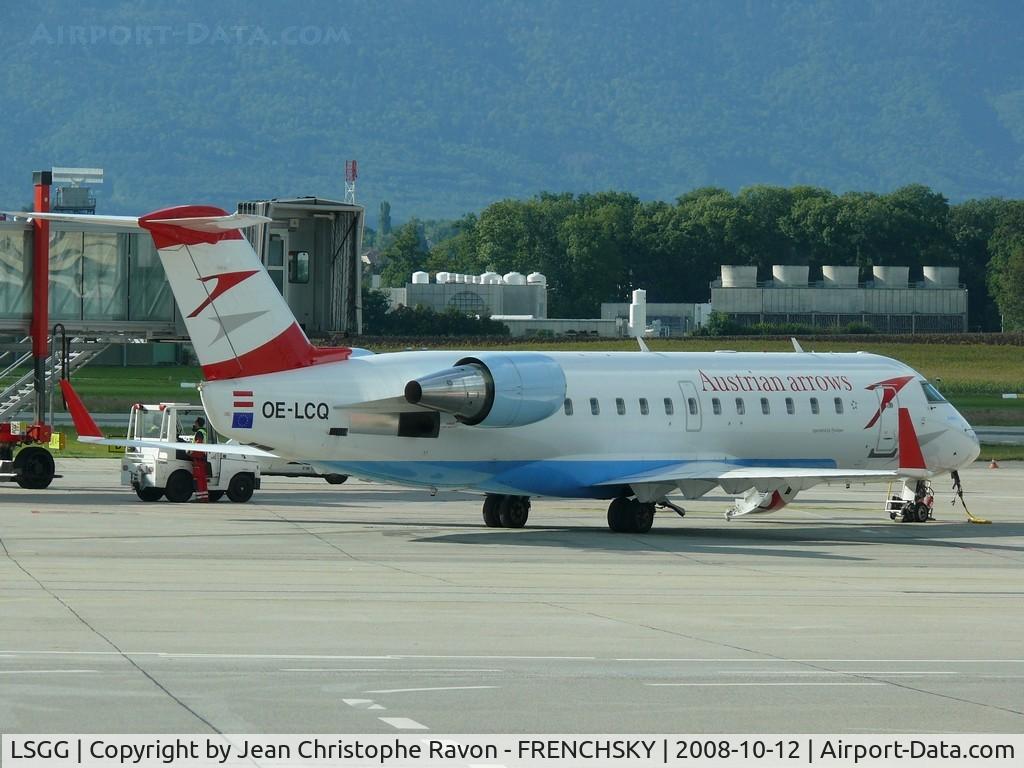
xmin=311 ymin=458 xmax=838 ymax=498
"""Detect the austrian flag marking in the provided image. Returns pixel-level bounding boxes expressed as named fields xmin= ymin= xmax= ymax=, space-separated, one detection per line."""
xmin=231 ymin=390 xmax=255 ymax=429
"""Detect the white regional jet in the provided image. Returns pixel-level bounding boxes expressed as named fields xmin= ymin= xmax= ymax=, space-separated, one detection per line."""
xmin=17 ymin=206 xmax=981 ymax=532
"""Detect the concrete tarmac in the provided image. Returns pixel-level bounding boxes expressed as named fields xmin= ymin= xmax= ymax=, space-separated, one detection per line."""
xmin=1 ymin=460 xmax=1022 ymax=733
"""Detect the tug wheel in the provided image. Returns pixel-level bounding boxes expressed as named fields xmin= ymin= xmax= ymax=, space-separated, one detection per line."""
xmin=14 ymin=447 xmax=55 ymax=490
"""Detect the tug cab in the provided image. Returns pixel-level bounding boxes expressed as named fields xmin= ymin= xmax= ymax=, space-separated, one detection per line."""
xmin=122 ymin=403 xmax=261 ymax=503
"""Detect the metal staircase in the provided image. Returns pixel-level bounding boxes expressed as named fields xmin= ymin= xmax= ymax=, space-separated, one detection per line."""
xmin=0 ymin=337 xmax=109 ymax=421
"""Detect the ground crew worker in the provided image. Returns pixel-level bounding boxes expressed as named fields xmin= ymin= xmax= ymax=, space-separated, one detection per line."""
xmin=190 ymin=417 xmax=210 ymax=502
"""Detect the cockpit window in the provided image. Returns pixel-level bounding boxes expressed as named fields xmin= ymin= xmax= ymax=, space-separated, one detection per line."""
xmin=921 ymin=381 xmax=947 ymax=404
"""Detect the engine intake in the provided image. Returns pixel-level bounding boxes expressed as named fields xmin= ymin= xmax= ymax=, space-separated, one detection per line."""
xmin=404 ymin=353 xmax=566 ymax=428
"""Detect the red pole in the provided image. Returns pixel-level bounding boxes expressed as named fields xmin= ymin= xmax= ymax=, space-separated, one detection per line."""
xmin=31 ymin=170 xmax=51 ymax=426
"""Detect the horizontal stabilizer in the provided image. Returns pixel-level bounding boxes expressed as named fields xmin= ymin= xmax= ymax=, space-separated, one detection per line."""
xmin=3 ymin=211 xmax=270 ymax=232
xmin=3 ymin=211 xmax=140 ymax=228
xmin=147 ymin=212 xmax=271 ymax=231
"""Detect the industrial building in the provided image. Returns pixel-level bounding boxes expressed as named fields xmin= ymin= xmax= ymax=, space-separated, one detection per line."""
xmin=389 ymin=271 xmax=548 ymax=319
xmin=600 ymin=301 xmax=712 ymax=336
xmin=710 ymin=264 xmax=968 ymax=333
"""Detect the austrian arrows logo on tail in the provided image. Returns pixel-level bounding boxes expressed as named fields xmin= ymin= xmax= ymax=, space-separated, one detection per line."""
xmin=863 ymin=375 xmax=915 ymax=429
xmin=188 ymin=270 xmax=260 ymax=318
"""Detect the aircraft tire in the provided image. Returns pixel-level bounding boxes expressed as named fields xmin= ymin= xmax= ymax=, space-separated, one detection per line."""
xmin=607 ymin=497 xmax=635 ymax=533
xmin=634 ymin=502 xmax=655 ymax=533
xmin=915 ymin=503 xmax=930 ymax=523
xmin=498 ymin=495 xmax=529 ymax=528
xmin=482 ymin=495 xmax=503 ymax=527
xmin=136 ymin=487 xmax=164 ymax=502
xmin=227 ymin=473 xmax=255 ymax=503
xmin=165 ymin=470 xmax=195 ymax=503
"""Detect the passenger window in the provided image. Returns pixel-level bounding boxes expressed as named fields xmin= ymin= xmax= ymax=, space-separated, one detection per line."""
xmin=687 ymin=397 xmax=698 ymax=416
xmin=760 ymin=397 xmax=770 ymax=415
xmin=712 ymin=397 xmax=721 ymax=415
xmin=563 ymin=398 xmax=573 ymax=416
xmin=663 ymin=398 xmax=674 ymax=416
xmin=590 ymin=398 xmax=600 ymax=415
xmin=785 ymin=397 xmax=795 ymax=415
xmin=616 ymin=397 xmax=626 ymax=415
xmin=810 ymin=397 xmax=819 ymax=415
xmin=735 ymin=398 xmax=745 ymax=415
xmin=834 ymin=397 xmax=844 ymax=415
xmin=639 ymin=398 xmax=649 ymax=415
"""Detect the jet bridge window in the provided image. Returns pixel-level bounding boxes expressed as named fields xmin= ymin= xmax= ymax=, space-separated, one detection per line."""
xmin=834 ymin=397 xmax=844 ymax=415
xmin=711 ymin=397 xmax=722 ymax=415
xmin=663 ymin=398 xmax=674 ymax=416
xmin=288 ymin=250 xmax=310 ymax=283
xmin=639 ymin=398 xmax=649 ymax=415
xmin=810 ymin=397 xmax=820 ymax=415
xmin=760 ymin=397 xmax=770 ymax=415
xmin=563 ymin=398 xmax=573 ymax=416
xmin=616 ymin=397 xmax=626 ymax=415
xmin=735 ymin=398 xmax=745 ymax=415
xmin=785 ymin=397 xmax=795 ymax=415
xmin=921 ymin=381 xmax=947 ymax=403
xmin=590 ymin=398 xmax=600 ymax=415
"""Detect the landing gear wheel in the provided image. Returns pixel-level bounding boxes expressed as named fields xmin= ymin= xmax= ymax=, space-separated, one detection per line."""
xmin=498 ymin=496 xmax=529 ymax=528
xmin=324 ymin=474 xmax=348 ymax=485
xmin=900 ymin=502 xmax=916 ymax=523
xmin=607 ymin=497 xmax=635 ymax=533
xmin=634 ymin=502 xmax=655 ymax=533
xmin=226 ymin=473 xmax=255 ymax=503
xmin=482 ymin=495 xmax=502 ymax=527
xmin=14 ymin=447 xmax=55 ymax=489
xmin=208 ymin=490 xmax=225 ymax=502
xmin=164 ymin=469 xmax=195 ymax=503
xmin=915 ymin=502 xmax=930 ymax=523
xmin=136 ymin=487 xmax=163 ymax=502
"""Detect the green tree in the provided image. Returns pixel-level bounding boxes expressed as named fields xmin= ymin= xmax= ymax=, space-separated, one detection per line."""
xmin=379 ymin=220 xmax=429 ymax=288
xmin=951 ymin=198 xmax=1010 ymax=331
xmin=988 ymin=202 xmax=1024 ymax=330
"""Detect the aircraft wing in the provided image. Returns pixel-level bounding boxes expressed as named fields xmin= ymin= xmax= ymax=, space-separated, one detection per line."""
xmin=59 ymin=379 xmax=279 ymax=458
xmin=594 ymin=462 xmax=898 ymax=487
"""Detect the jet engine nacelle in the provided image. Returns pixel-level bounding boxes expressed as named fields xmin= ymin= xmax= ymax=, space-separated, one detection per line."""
xmin=404 ymin=353 xmax=566 ymax=428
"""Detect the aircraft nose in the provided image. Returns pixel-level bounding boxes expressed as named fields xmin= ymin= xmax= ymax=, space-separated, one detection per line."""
xmin=957 ymin=425 xmax=981 ymax=467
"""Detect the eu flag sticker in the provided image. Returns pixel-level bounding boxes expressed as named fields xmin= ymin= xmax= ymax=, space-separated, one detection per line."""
xmin=232 ymin=412 xmax=254 ymax=429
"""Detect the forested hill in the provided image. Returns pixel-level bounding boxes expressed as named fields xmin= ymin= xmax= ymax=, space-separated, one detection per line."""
xmin=2 ymin=1 xmax=1023 ymax=221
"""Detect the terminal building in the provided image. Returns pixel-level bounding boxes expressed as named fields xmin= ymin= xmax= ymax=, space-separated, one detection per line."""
xmin=0 ymin=195 xmax=364 ymax=345
xmin=710 ymin=264 xmax=968 ymax=333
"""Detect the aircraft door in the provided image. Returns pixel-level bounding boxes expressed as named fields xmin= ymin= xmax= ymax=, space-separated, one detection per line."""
xmin=874 ymin=386 xmax=898 ymax=456
xmin=678 ymin=381 xmax=702 ymax=432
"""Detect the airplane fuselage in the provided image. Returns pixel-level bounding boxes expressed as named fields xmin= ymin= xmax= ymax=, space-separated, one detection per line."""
xmin=199 ymin=350 xmax=979 ymax=499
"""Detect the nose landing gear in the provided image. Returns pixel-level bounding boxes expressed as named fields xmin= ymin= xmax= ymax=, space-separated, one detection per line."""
xmin=886 ymin=479 xmax=934 ymax=523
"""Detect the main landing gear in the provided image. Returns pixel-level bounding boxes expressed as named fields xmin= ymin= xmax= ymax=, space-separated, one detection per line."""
xmin=482 ymin=494 xmax=530 ymax=528
xmin=607 ymin=497 xmax=655 ymax=533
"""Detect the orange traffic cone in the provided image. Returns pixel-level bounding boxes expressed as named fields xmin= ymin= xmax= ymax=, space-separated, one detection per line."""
xmin=989 ymin=458 xmax=1000 ymax=469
